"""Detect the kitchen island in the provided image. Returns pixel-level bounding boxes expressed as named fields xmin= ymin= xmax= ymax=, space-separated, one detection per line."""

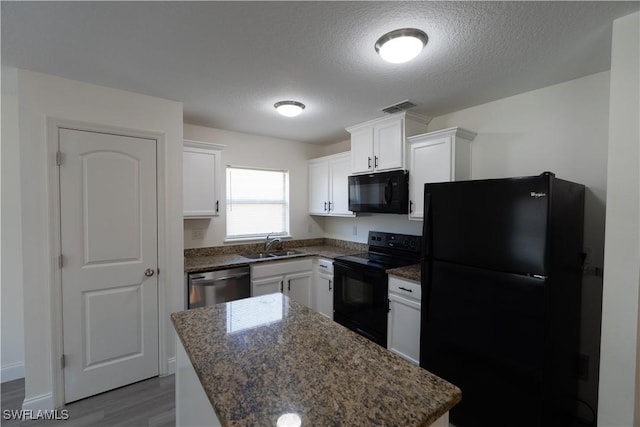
xmin=171 ymin=293 xmax=460 ymax=426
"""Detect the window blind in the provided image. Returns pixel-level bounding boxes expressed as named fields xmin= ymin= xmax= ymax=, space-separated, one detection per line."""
xmin=226 ymin=166 xmax=290 ymax=239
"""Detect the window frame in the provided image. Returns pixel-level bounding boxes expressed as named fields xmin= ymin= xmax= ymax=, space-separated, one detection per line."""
xmin=224 ymin=165 xmax=291 ymax=241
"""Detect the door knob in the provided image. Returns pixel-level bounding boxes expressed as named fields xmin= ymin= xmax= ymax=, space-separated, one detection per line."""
xmin=144 ymin=268 xmax=155 ymax=277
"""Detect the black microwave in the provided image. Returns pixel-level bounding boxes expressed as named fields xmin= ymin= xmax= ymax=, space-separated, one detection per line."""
xmin=348 ymin=170 xmax=409 ymax=214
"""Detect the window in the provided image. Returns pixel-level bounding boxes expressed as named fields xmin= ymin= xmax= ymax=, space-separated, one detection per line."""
xmin=226 ymin=166 xmax=290 ymax=240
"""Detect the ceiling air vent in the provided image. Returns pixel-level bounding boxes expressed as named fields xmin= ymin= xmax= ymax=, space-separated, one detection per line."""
xmin=380 ymin=99 xmax=417 ymax=114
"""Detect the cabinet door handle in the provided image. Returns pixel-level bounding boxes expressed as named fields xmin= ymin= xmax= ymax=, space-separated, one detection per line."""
xmin=409 ymin=200 xmax=413 ymax=213
xmin=368 ymin=157 xmax=372 ymax=168
xmin=329 ymin=280 xmax=332 ymax=291
xmin=328 ymin=201 xmax=332 ymax=212
xmin=288 ymin=280 xmax=291 ymax=292
xmin=387 ymin=299 xmax=391 ymax=312
xmin=324 ymin=202 xmax=327 ymax=211
xmin=216 ymin=200 xmax=219 ymax=213
xmin=399 ymin=286 xmax=413 ymax=293
xmin=280 ymin=281 xmax=283 ymax=292
xmin=374 ymin=156 xmax=379 ymax=168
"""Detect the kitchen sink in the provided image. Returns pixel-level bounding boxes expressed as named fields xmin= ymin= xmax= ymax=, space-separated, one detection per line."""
xmin=242 ymin=250 xmax=304 ymax=260
xmin=268 ymin=250 xmax=304 ymax=257
xmin=242 ymin=252 xmax=276 ymax=259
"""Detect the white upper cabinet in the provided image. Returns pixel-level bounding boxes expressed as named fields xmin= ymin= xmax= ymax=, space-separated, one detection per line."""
xmin=407 ymin=127 xmax=476 ymax=220
xmin=183 ymin=140 xmax=224 ymax=218
xmin=308 ymin=152 xmax=354 ymax=217
xmin=346 ymin=112 xmax=429 ymax=175
xmin=308 ymin=160 xmax=330 ymax=215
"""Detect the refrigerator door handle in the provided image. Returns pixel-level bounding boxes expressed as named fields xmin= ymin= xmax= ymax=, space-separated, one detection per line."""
xmin=423 ymin=192 xmax=432 ymax=256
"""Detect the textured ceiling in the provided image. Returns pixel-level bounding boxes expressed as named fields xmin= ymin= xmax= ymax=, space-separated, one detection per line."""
xmin=2 ymin=1 xmax=638 ymax=144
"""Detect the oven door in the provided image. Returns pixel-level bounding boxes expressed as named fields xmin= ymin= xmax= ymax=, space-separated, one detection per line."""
xmin=333 ymin=261 xmax=388 ymax=347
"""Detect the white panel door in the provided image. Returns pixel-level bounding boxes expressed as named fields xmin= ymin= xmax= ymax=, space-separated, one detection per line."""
xmin=252 ymin=276 xmax=283 ymax=297
xmin=183 ymin=144 xmax=219 ymax=217
xmin=373 ymin=117 xmax=403 ymax=171
xmin=314 ymin=275 xmax=333 ymax=319
xmin=408 ymin=137 xmax=452 ymax=220
xmin=59 ymin=128 xmax=159 ymax=403
xmin=285 ymin=271 xmax=313 ymax=308
xmin=308 ymin=160 xmax=329 ymax=215
xmin=350 ymin=127 xmax=374 ymax=174
xmin=387 ymin=293 xmax=421 ymax=365
xmin=329 ymin=154 xmax=352 ymax=216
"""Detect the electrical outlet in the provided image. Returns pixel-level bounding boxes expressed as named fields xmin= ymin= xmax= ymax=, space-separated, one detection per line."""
xmin=352 ymin=226 xmax=357 ymax=236
xmin=191 ymin=229 xmax=205 ymax=240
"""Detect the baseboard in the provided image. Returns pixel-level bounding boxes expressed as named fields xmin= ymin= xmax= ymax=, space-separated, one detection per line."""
xmin=1 ymin=361 xmax=25 ymax=383
xmin=22 ymin=392 xmax=54 ymax=412
xmin=167 ymin=357 xmax=176 ymax=375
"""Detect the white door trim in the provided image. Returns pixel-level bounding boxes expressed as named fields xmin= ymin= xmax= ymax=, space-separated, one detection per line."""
xmin=46 ymin=118 xmax=169 ymax=408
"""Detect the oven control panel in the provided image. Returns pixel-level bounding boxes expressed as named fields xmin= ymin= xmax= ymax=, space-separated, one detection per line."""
xmin=368 ymin=231 xmax=421 ymax=253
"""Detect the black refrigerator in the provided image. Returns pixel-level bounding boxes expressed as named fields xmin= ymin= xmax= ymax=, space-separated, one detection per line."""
xmin=420 ymin=172 xmax=585 ymax=427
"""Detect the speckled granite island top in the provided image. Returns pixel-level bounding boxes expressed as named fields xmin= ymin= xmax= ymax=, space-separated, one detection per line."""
xmin=171 ymin=293 xmax=461 ymax=426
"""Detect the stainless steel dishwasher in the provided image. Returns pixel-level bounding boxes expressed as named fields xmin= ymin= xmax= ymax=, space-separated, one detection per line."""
xmin=187 ymin=266 xmax=251 ymax=309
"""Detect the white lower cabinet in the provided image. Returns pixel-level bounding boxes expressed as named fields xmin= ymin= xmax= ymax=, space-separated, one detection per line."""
xmin=314 ymin=258 xmax=334 ymax=319
xmin=387 ymin=276 xmax=422 ymax=365
xmin=251 ymin=276 xmax=283 ymax=297
xmin=251 ymin=258 xmax=313 ymax=308
xmin=286 ymin=271 xmax=313 ymax=308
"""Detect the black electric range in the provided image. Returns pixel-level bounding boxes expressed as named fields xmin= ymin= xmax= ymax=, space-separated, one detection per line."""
xmin=333 ymin=231 xmax=422 ymax=347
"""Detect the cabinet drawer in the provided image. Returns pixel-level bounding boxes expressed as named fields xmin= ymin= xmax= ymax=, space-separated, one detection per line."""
xmin=389 ymin=276 xmax=421 ymax=301
xmin=251 ymin=258 xmax=313 ymax=279
xmin=316 ymin=258 xmax=334 ymax=274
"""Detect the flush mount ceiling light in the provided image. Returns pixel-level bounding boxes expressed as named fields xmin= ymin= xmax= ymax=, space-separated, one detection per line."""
xmin=375 ymin=28 xmax=428 ymax=64
xmin=274 ymin=100 xmax=305 ymax=117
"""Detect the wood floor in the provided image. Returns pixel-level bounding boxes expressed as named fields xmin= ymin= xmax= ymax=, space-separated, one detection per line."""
xmin=1 ymin=376 xmax=175 ymax=427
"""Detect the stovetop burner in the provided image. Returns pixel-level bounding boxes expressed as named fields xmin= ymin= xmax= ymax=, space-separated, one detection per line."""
xmin=333 ymin=231 xmax=422 ymax=271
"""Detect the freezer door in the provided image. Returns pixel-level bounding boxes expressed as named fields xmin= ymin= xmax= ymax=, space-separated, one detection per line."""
xmin=424 ymin=174 xmax=550 ymax=276
xmin=420 ymin=261 xmax=574 ymax=427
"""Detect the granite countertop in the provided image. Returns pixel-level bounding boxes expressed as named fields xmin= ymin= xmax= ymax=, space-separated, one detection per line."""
xmin=184 ymin=244 xmax=361 ymax=273
xmin=171 ymin=293 xmax=461 ymax=426
xmin=387 ymin=263 xmax=422 ymax=282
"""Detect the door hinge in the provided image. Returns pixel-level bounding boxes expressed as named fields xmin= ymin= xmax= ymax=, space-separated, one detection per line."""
xmin=58 ymin=254 xmax=64 ymax=268
xmin=61 ymin=354 xmax=66 ymax=369
xmin=56 ymin=151 xmax=63 ymax=166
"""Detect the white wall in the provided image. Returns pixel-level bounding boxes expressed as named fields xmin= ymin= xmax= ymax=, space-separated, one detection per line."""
xmin=1 ymin=67 xmax=25 ymax=382
xmin=15 ymin=69 xmax=183 ymax=409
xmin=183 ymin=124 xmax=326 ymax=249
xmin=598 ymin=11 xmax=640 ymax=427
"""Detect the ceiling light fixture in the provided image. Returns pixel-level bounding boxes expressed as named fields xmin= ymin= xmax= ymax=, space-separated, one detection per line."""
xmin=375 ymin=28 xmax=428 ymax=64
xmin=274 ymin=100 xmax=305 ymax=117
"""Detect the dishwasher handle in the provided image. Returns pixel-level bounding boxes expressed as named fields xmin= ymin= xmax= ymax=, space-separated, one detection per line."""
xmin=190 ymin=271 xmax=249 ymax=283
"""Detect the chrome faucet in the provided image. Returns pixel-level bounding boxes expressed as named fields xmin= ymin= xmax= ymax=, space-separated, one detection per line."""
xmin=264 ymin=233 xmax=281 ymax=252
